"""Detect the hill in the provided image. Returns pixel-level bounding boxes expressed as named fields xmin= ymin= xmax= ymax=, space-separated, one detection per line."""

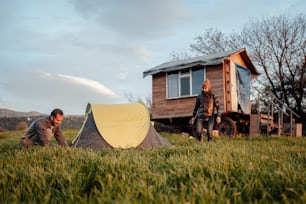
xmin=0 ymin=108 xmax=84 ymax=130
xmin=0 ymin=108 xmax=45 ymax=118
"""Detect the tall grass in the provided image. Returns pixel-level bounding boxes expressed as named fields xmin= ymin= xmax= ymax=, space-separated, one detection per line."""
xmin=0 ymin=130 xmax=305 ymax=203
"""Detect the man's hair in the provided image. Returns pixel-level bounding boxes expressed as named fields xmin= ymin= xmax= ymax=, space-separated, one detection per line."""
xmin=50 ymin=108 xmax=64 ymax=117
xmin=202 ymin=79 xmax=211 ymax=89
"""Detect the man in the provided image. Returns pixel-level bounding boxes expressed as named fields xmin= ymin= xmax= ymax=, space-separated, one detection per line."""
xmin=190 ymin=79 xmax=221 ymax=142
xmin=20 ymin=108 xmax=68 ymax=147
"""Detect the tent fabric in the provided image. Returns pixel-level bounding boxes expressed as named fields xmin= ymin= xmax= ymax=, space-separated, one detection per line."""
xmin=72 ymin=103 xmax=171 ymax=150
xmin=137 ymin=125 xmax=171 ymax=149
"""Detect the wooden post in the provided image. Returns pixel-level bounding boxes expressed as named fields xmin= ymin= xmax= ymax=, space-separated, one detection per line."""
xmin=296 ymin=123 xmax=302 ymax=137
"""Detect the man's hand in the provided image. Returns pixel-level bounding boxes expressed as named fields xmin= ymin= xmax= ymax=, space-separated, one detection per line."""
xmin=216 ymin=116 xmax=221 ymax=125
xmin=189 ymin=117 xmax=195 ymax=125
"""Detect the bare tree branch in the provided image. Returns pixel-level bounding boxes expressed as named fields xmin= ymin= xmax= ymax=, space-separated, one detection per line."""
xmin=183 ymin=13 xmax=306 ymax=117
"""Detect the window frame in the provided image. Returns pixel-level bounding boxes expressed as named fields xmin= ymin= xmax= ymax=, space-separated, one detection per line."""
xmin=166 ymin=67 xmax=206 ymax=99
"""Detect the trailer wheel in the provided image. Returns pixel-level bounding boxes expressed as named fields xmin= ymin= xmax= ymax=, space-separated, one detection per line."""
xmin=218 ymin=117 xmax=236 ymax=137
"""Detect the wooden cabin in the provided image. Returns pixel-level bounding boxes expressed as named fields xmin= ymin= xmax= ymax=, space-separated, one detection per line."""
xmin=143 ymin=48 xmax=260 ymax=135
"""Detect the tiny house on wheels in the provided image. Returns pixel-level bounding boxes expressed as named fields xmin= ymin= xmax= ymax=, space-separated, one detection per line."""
xmin=143 ymin=48 xmax=260 ymax=136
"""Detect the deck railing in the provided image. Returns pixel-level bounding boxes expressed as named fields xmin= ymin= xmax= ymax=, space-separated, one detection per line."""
xmin=258 ymin=93 xmax=300 ymax=136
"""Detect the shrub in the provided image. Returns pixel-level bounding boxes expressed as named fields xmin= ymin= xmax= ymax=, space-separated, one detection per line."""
xmin=15 ymin=121 xmax=28 ymax=131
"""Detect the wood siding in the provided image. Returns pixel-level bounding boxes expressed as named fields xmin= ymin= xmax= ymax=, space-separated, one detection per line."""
xmin=205 ymin=65 xmax=225 ymax=113
xmin=230 ymin=53 xmax=247 ymax=67
xmin=151 ymin=73 xmax=195 ymax=119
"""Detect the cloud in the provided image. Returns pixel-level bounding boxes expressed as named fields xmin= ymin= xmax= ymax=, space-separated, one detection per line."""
xmin=71 ymin=0 xmax=188 ymax=39
xmin=2 ymin=71 xmax=122 ymax=114
xmin=187 ymin=0 xmax=306 ymax=33
xmin=57 ymin=73 xmax=119 ymax=99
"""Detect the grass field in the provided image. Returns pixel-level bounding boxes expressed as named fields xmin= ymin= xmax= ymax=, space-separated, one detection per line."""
xmin=0 ymin=129 xmax=305 ymax=203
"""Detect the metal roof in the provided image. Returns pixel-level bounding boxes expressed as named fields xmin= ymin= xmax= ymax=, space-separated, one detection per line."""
xmin=143 ymin=48 xmax=259 ymax=77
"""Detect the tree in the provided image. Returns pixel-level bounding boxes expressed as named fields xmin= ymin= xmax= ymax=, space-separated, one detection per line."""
xmin=241 ymin=14 xmax=306 ymax=117
xmin=190 ymin=28 xmax=242 ymax=55
xmin=169 ymin=28 xmax=242 ymax=61
xmin=169 ymin=51 xmax=191 ymax=61
xmin=188 ymin=14 xmax=306 ymax=120
xmin=124 ymin=91 xmax=152 ymax=114
xmin=15 ymin=121 xmax=28 ymax=131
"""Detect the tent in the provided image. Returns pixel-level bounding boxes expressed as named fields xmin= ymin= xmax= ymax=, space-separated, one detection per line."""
xmin=72 ymin=103 xmax=171 ymax=150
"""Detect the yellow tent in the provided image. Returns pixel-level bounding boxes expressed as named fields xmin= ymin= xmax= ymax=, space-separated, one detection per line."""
xmin=72 ymin=103 xmax=171 ymax=149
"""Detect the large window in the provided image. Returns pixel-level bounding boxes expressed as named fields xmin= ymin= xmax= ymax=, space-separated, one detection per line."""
xmin=167 ymin=68 xmax=205 ymax=99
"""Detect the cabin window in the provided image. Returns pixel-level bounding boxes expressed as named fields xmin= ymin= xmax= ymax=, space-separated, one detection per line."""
xmin=180 ymin=70 xmax=190 ymax=96
xmin=192 ymin=68 xmax=204 ymax=95
xmin=167 ymin=68 xmax=205 ymax=99
xmin=167 ymin=72 xmax=179 ymax=98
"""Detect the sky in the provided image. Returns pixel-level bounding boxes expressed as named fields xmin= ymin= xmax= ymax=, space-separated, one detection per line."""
xmin=1 ymin=0 xmax=305 ymax=115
